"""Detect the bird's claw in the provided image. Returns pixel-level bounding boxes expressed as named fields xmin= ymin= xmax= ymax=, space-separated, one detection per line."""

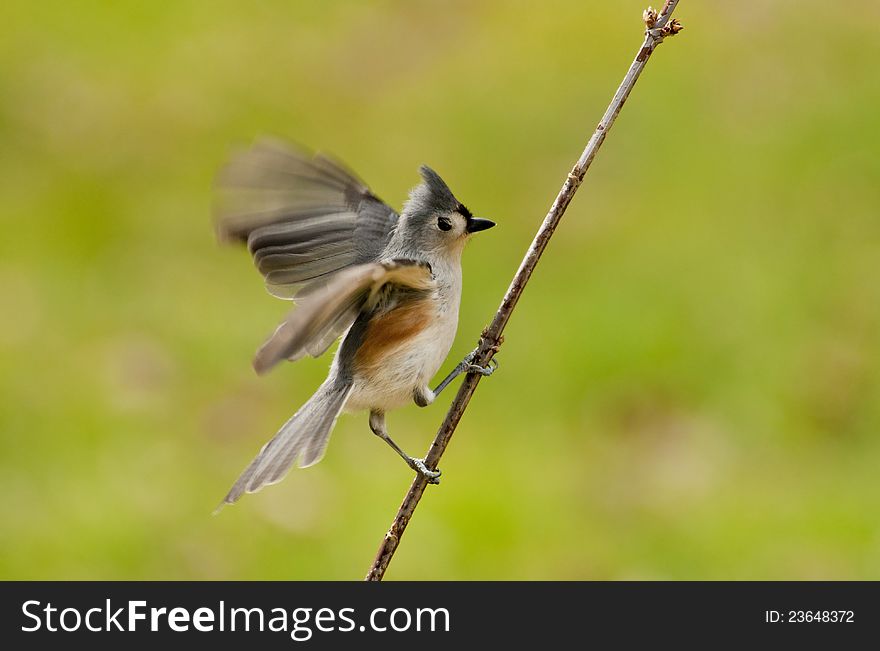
xmin=467 ymin=357 xmax=498 ymax=377
xmin=409 ymin=457 xmax=442 ymax=484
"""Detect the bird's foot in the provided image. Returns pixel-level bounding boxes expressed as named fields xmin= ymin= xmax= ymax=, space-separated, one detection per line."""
xmin=467 ymin=357 xmax=498 ymax=377
xmin=409 ymin=457 xmax=442 ymax=484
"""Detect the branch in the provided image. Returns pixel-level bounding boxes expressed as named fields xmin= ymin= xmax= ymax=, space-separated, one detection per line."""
xmin=365 ymin=2 xmax=684 ymax=581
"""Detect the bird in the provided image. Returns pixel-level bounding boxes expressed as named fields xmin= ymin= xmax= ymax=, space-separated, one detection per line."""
xmin=214 ymin=138 xmax=496 ymax=506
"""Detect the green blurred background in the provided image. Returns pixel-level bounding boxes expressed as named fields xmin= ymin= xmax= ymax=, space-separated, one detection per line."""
xmin=2 ymin=0 xmax=879 ymax=580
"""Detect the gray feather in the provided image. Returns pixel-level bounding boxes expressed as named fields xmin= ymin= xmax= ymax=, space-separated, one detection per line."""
xmin=404 ymin=165 xmax=462 ymax=215
xmin=215 ymin=138 xmax=398 ymax=298
xmin=252 ymin=260 xmax=434 ymax=375
xmin=221 ymin=380 xmax=352 ymax=505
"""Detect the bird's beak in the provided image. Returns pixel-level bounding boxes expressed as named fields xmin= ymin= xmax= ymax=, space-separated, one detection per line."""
xmin=466 ymin=217 xmax=496 ymax=233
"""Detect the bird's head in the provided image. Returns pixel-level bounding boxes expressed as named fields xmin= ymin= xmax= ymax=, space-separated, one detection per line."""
xmin=398 ymin=165 xmax=495 ymax=257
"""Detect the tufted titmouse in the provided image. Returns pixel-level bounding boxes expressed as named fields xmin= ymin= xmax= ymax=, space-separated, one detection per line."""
xmin=214 ymin=139 xmax=496 ymax=506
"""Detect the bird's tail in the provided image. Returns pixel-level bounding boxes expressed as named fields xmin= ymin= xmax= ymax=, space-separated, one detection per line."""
xmin=219 ymin=379 xmax=352 ymax=507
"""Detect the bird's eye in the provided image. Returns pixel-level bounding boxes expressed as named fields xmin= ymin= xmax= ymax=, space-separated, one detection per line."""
xmin=437 ymin=216 xmax=453 ymax=231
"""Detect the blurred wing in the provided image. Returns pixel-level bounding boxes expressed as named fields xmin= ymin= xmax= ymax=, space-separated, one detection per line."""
xmin=252 ymin=259 xmax=434 ymax=375
xmin=215 ymin=138 xmax=398 ymax=298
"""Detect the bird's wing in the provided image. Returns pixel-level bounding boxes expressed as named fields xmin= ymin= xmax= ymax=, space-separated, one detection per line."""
xmin=252 ymin=259 xmax=434 ymax=375
xmin=215 ymin=138 xmax=399 ymax=299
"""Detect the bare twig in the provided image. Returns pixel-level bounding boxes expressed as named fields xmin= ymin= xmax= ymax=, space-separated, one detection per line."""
xmin=365 ymin=2 xmax=684 ymax=581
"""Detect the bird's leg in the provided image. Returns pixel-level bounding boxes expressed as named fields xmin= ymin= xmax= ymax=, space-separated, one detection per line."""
xmin=431 ymin=349 xmax=499 ymax=398
xmin=413 ymin=385 xmax=435 ymax=407
xmin=369 ymin=410 xmax=441 ymax=484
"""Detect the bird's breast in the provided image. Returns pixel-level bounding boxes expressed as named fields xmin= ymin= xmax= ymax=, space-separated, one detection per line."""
xmin=346 ymin=295 xmax=458 ymax=411
xmin=353 ymin=298 xmax=440 ymax=374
